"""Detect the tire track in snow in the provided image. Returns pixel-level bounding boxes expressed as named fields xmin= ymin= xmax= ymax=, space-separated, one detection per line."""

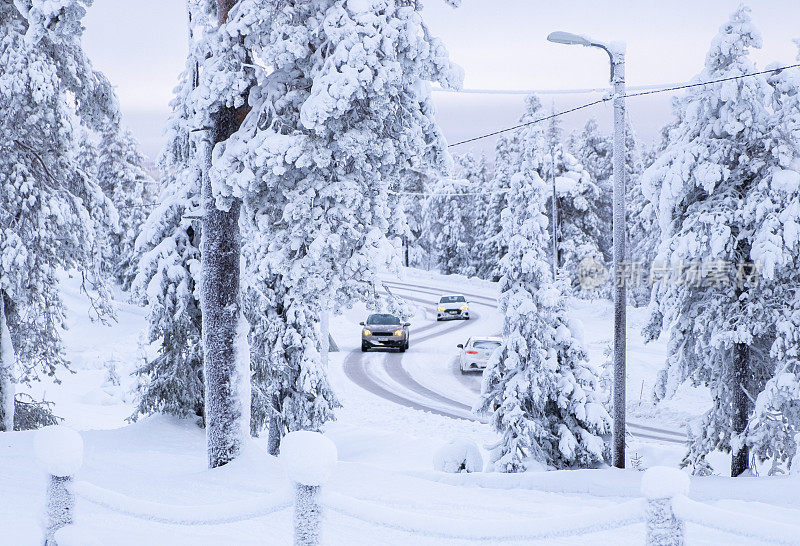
xmin=354 ymin=280 xmax=687 ymax=444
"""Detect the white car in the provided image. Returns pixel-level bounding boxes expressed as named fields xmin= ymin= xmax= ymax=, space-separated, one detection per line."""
xmin=458 ymin=336 xmax=502 ymax=373
xmin=437 ymin=294 xmax=470 ymax=321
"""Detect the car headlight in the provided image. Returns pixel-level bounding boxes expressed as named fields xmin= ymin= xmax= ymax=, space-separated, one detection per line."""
xmin=362 ymin=329 xmax=371 ymax=336
xmin=460 ymin=304 xmax=468 ymax=310
xmin=393 ymin=329 xmax=403 ymax=337
xmin=437 ymin=306 xmax=446 ymax=312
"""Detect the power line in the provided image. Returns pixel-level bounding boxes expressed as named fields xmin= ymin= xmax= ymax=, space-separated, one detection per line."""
xmin=448 ymin=98 xmax=609 ymax=148
xmin=391 ymin=189 xmax=510 ymax=197
xmin=432 ymin=82 xmax=686 ymax=96
xmin=118 ymin=64 xmax=800 ymax=207
xmin=447 ymin=63 xmax=800 ymax=148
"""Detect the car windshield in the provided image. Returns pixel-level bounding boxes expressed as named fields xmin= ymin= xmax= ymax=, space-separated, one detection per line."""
xmin=439 ymin=295 xmax=466 ymax=303
xmin=367 ymin=314 xmax=400 ymax=325
xmin=472 ymin=341 xmax=501 ymax=350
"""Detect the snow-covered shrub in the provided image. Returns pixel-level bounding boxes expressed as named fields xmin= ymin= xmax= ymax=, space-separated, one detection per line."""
xmin=433 ymin=439 xmax=483 ymax=473
xmin=791 ymin=434 xmax=800 ymax=476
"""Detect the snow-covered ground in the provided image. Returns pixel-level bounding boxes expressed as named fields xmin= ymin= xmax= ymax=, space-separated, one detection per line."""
xmin=2 ymin=269 xmax=799 ymax=545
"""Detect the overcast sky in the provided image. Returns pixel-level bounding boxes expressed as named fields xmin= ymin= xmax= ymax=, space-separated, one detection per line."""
xmin=82 ymin=0 xmax=800 ymax=161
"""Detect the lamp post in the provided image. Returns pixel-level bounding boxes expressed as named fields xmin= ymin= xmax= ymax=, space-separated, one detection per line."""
xmin=547 ymin=31 xmax=628 ymax=469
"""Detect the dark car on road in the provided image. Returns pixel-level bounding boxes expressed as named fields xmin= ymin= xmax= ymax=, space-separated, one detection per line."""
xmin=361 ymin=313 xmax=410 ymax=352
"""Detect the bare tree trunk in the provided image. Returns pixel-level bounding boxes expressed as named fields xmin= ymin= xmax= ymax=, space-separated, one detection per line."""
xmin=0 ymin=292 xmax=16 ymax=432
xmin=201 ymin=0 xmax=250 ymax=468
xmin=731 ymin=342 xmax=750 ymax=477
xmin=267 ymin=407 xmax=281 ymax=456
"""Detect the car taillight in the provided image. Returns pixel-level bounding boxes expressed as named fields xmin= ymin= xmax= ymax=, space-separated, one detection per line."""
xmin=465 ymin=350 xmax=478 ymax=354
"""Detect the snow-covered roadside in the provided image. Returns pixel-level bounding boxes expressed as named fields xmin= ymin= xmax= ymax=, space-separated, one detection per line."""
xmin=2 ymin=268 xmax=799 ymax=544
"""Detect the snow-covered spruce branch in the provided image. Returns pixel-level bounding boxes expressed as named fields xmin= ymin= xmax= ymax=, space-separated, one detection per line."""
xmin=72 ymin=481 xmax=291 ymax=525
xmin=672 ymin=496 xmax=800 ymax=545
xmin=321 ymin=491 xmax=645 ymax=541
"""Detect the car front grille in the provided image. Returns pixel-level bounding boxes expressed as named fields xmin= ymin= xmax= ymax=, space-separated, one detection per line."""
xmin=370 ymin=331 xmax=395 ymax=336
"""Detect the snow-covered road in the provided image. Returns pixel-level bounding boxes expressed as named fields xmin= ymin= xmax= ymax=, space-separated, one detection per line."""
xmin=342 ymin=276 xmax=687 ymax=445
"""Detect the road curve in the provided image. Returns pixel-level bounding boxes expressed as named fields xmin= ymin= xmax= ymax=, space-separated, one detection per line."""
xmin=344 ymin=280 xmax=686 ymax=444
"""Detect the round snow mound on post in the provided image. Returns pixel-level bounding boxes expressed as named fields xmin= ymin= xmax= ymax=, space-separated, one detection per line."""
xmin=281 ymin=431 xmax=338 ymax=486
xmin=34 ymin=425 xmax=84 ymax=477
xmin=433 ymin=439 xmax=483 ymax=473
xmin=641 ymin=466 xmax=690 ymax=499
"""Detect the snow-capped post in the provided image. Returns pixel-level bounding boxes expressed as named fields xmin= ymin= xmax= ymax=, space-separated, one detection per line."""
xmin=34 ymin=426 xmax=84 ymax=545
xmin=546 ymin=30 xmax=628 ymax=468
xmin=641 ymin=467 xmax=689 ymax=546
xmin=281 ymin=431 xmax=338 ymax=546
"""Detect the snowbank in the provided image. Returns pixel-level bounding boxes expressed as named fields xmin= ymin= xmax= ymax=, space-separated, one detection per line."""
xmin=674 ymin=495 xmax=800 ymax=545
xmin=73 ymin=480 xmax=291 ymax=525
xmin=323 ymin=490 xmax=645 ymax=540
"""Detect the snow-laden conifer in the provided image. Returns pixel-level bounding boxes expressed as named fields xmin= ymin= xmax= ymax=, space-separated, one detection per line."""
xmin=0 ymin=0 xmax=120 ymax=429
xmin=742 ymin=56 xmax=800 ymax=474
xmin=210 ymin=0 xmax=462 ymax=450
xmin=476 ymin=131 xmax=519 ymax=281
xmin=97 ymin=125 xmax=155 ymax=291
xmin=642 ymin=7 xmax=780 ymax=476
xmin=424 ymin=153 xmax=488 ymax=277
xmin=424 ymin=176 xmax=476 ymax=276
xmin=477 ymin=95 xmax=610 ymax=472
xmin=130 ymin=0 xmax=214 ymax=423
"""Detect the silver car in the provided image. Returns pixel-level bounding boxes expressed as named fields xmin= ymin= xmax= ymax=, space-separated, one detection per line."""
xmin=437 ymin=294 xmax=470 ymax=321
xmin=361 ymin=313 xmax=410 ymax=352
xmin=458 ymin=336 xmax=502 ymax=373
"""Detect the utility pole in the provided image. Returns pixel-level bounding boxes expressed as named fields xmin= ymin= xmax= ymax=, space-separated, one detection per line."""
xmin=547 ymin=31 xmax=628 ymax=468
xmin=548 ymin=105 xmax=559 ymax=281
xmin=610 ymin=46 xmax=627 ymax=470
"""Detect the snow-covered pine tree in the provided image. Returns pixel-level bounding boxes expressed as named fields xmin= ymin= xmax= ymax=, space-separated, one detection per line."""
xmin=742 ymin=56 xmax=800 ymax=474
xmin=476 ymin=126 xmax=611 ymax=471
xmin=617 ymin=121 xmax=655 ymax=307
xmin=456 ymin=153 xmax=492 ymax=276
xmin=425 ymin=153 xmax=488 ymax=277
xmin=569 ymin=118 xmax=613 ymax=259
xmin=424 ymin=174 xmax=477 ymax=276
xmin=476 ymin=131 xmax=519 ymax=281
xmin=543 ymin=115 xmax=605 ymax=295
xmin=130 ymin=52 xmax=206 ymax=421
xmin=642 ymin=7 xmax=779 ymax=476
xmin=97 ymin=125 xmax=156 ymax=291
xmin=0 ymin=0 xmax=121 ymax=429
xmin=211 ymin=0 xmax=462 ymax=452
xmin=185 ymin=0 xmax=259 ymax=467
xmin=396 ymin=170 xmax=433 ymax=268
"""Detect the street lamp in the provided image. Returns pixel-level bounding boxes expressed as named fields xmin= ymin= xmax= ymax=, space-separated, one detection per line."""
xmin=547 ymin=31 xmax=628 ymax=469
